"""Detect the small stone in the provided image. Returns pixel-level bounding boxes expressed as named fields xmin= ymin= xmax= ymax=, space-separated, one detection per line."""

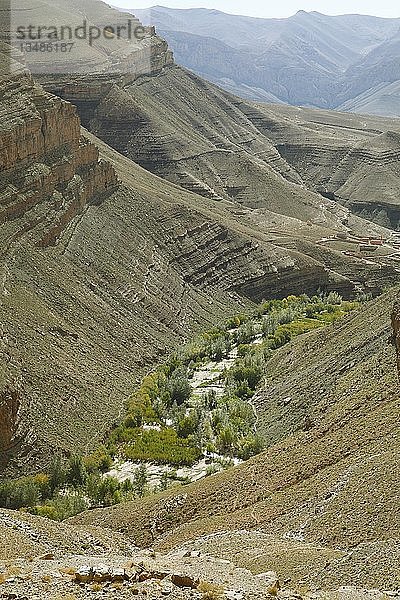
xmin=170 ymin=550 xmax=191 ymax=559
xmin=93 ymin=564 xmax=110 ymax=582
xmin=75 ymin=565 xmax=93 ymax=583
xmin=111 ymin=568 xmax=127 ymax=582
xmin=38 ymin=552 xmax=55 ymax=560
xmin=161 ymin=580 xmax=175 ymax=595
xmin=171 ymin=573 xmax=200 ymax=589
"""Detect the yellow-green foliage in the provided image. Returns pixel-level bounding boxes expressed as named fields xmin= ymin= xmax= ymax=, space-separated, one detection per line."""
xmin=125 ymin=373 xmax=162 ymax=427
xmin=125 ymin=395 xmax=159 ymax=428
xmin=224 ymin=313 xmax=248 ymax=330
xmin=0 ymin=473 xmax=50 ymax=510
xmin=32 ymin=504 xmax=59 ymax=520
xmin=268 ymin=298 xmax=359 ymax=350
xmin=122 ymin=428 xmax=201 ymax=466
xmin=30 ymin=493 xmax=87 ymax=521
xmin=270 ymin=318 xmax=323 ymax=348
xmin=84 ymin=445 xmax=113 ymax=473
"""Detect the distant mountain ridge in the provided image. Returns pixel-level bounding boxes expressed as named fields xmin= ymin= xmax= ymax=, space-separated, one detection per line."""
xmin=131 ymin=6 xmax=400 ymax=116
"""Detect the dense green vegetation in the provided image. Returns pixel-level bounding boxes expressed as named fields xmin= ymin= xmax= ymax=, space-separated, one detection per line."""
xmin=0 ymin=453 xmax=139 ymax=520
xmin=0 ymin=291 xmax=359 ymax=520
xmin=121 ymin=428 xmax=202 ymax=466
xmin=103 ymin=291 xmax=359 ymax=466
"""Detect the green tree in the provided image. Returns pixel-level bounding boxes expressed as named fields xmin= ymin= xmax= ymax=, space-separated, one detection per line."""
xmin=168 ymin=369 xmax=192 ymax=405
xmin=133 ymin=464 xmax=148 ymax=497
xmin=176 ymin=410 xmax=199 ymax=438
xmin=67 ymin=454 xmax=88 ymax=487
xmin=49 ymin=454 xmax=67 ymax=492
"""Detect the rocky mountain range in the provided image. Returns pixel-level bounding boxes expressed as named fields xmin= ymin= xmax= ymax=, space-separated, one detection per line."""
xmin=0 ymin=1 xmax=400 ymax=597
xmin=133 ymin=6 xmax=400 ymax=117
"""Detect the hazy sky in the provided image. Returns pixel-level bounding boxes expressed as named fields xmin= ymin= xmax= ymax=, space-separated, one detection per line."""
xmin=112 ymin=1 xmax=400 ymax=19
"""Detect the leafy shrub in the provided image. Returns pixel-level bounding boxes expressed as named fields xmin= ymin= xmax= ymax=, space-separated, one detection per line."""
xmin=0 ymin=476 xmax=41 ymax=509
xmin=34 ymin=473 xmax=51 ymax=500
xmin=32 ymin=504 xmax=59 ymax=520
xmin=238 ymin=434 xmax=265 ymax=460
xmin=276 ymin=306 xmax=302 ymax=324
xmin=229 ymin=363 xmax=263 ymax=390
xmin=325 ymin=291 xmax=343 ymax=305
xmin=216 ymin=425 xmax=237 ymax=455
xmin=269 ymin=328 xmax=291 ymax=349
xmin=132 ymin=464 xmax=148 ymax=497
xmin=228 ymin=398 xmax=257 ymax=429
xmin=236 ymin=321 xmax=256 ymax=345
xmin=49 ymin=455 xmax=67 ymax=492
xmin=269 ymin=319 xmax=323 ymax=349
xmin=31 ymin=492 xmax=87 ymax=521
xmin=93 ymin=476 xmax=124 ymax=506
xmin=210 ymin=337 xmax=230 ymax=361
xmin=262 ymin=314 xmax=278 ymax=336
xmin=228 ymin=381 xmax=253 ymax=399
xmin=304 ymin=302 xmax=332 ymax=318
xmin=205 ymin=464 xmax=219 ymax=476
xmin=203 ymin=389 xmax=217 ymax=410
xmin=237 ymin=344 xmax=255 ymax=358
xmin=258 ymin=299 xmax=286 ymax=314
xmin=125 ymin=395 xmax=159 ymax=428
xmin=84 ymin=446 xmax=113 ymax=473
xmin=224 ymin=314 xmax=247 ymax=330
xmin=180 ymin=340 xmax=208 ymax=364
xmin=176 ymin=410 xmax=200 ymax=438
xmin=162 ymin=353 xmax=184 ymax=377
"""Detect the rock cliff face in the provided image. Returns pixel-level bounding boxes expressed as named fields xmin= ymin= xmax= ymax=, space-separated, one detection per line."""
xmin=0 ymin=387 xmax=23 ymax=470
xmin=263 ymin=107 xmax=400 ymax=228
xmin=26 ymin=2 xmax=400 ymax=231
xmin=0 ymin=68 xmax=118 ymax=248
xmin=3 ymin=0 xmax=173 ymax=77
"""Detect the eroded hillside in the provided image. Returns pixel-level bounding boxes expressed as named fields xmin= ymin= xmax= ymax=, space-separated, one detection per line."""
xmin=0 ymin=45 xmax=384 ymax=474
xmin=0 ymin=66 xmax=248 ymax=473
xmin=47 ymin=57 xmax=400 ymax=230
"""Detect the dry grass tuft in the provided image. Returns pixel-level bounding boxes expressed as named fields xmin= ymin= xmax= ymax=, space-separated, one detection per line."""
xmin=198 ymin=581 xmax=225 ymax=599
